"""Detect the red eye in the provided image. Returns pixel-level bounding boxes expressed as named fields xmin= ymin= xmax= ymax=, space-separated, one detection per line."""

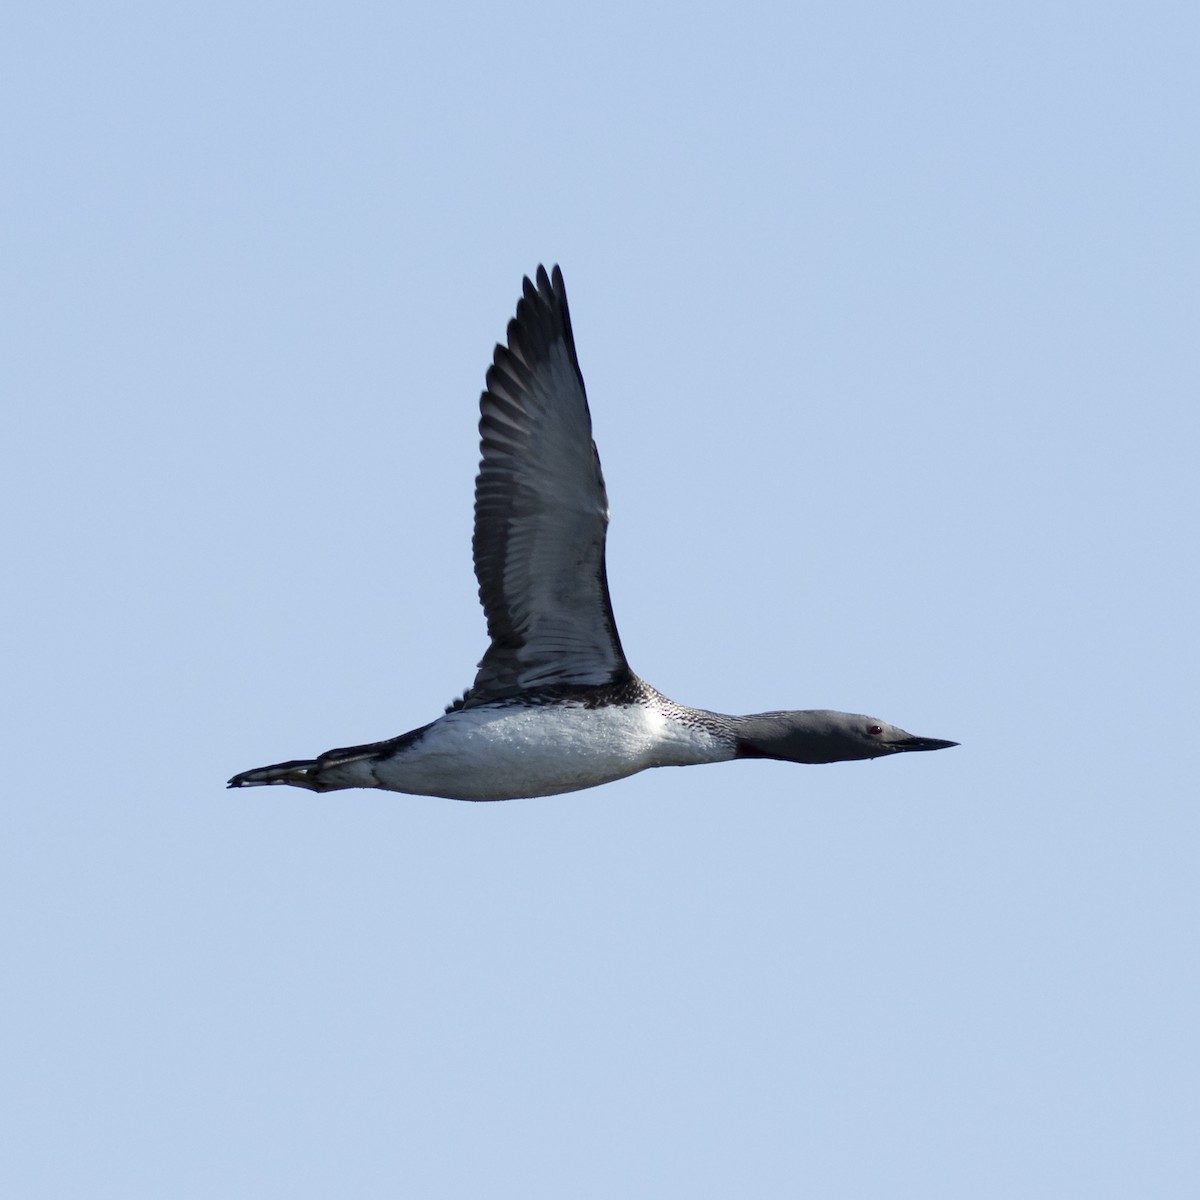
xmin=868 ymin=725 xmax=882 ymax=736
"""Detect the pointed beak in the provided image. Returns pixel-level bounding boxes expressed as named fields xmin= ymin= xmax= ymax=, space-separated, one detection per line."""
xmin=890 ymin=734 xmax=959 ymax=753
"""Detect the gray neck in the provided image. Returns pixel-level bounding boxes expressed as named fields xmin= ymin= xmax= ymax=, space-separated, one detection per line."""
xmin=727 ymin=711 xmax=849 ymax=764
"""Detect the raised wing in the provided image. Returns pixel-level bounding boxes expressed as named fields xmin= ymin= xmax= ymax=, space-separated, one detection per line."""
xmin=460 ymin=265 xmax=630 ymax=708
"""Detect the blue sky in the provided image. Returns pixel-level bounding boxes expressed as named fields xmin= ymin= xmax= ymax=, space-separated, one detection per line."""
xmin=4 ymin=1 xmax=1197 ymax=1196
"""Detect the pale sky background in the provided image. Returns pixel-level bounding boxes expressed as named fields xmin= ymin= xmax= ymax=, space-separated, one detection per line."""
xmin=3 ymin=1 xmax=1197 ymax=1196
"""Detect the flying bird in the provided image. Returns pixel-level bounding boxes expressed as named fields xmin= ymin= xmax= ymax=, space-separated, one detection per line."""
xmin=229 ymin=266 xmax=956 ymax=801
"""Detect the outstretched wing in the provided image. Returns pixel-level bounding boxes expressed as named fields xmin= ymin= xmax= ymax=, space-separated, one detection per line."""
xmin=460 ymin=265 xmax=629 ymax=708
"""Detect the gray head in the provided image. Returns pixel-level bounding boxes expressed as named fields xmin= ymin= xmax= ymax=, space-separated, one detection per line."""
xmin=733 ymin=709 xmax=958 ymax=765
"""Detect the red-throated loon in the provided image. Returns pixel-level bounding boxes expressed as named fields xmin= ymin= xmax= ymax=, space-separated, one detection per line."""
xmin=229 ymin=267 xmax=956 ymax=801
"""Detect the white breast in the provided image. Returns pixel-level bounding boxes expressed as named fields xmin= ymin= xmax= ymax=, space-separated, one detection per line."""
xmin=358 ymin=702 xmax=733 ymax=801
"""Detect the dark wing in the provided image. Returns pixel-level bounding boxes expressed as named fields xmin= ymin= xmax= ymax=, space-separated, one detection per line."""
xmin=459 ymin=265 xmax=630 ymax=708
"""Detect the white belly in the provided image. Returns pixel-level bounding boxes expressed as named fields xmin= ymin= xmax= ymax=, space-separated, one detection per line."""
xmin=356 ymin=702 xmax=732 ymax=801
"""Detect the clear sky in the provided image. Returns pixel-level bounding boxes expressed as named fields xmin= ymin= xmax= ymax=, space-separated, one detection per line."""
xmin=4 ymin=1 xmax=1197 ymax=1196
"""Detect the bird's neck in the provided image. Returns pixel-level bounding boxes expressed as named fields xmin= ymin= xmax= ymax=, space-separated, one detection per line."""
xmin=726 ymin=711 xmax=848 ymax=765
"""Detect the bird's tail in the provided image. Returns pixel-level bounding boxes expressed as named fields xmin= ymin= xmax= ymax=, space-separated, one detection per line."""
xmin=228 ymin=758 xmax=337 ymax=791
xmin=228 ymin=734 xmax=397 ymax=792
